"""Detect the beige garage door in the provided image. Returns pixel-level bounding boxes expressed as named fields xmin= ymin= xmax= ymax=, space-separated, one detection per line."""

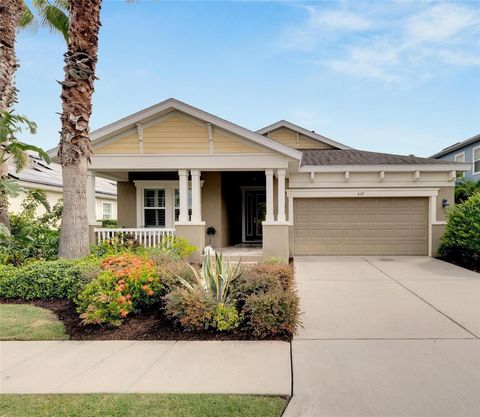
xmin=294 ymin=197 xmax=428 ymax=256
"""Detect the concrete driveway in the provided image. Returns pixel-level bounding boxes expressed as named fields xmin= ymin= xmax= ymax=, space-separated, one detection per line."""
xmin=284 ymin=256 xmax=480 ymax=417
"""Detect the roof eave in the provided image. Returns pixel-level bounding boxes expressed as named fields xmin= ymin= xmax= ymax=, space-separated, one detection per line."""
xmin=430 ymin=133 xmax=480 ymax=158
xmin=299 ymin=163 xmax=472 ymax=173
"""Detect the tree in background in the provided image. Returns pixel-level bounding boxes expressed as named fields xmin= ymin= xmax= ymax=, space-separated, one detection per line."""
xmin=455 ymin=179 xmax=480 ymax=204
xmin=57 ymin=0 xmax=102 ymax=258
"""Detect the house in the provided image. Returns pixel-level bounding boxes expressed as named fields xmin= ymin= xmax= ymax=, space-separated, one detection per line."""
xmin=49 ymin=98 xmax=469 ymax=261
xmin=8 ymin=152 xmax=117 ymax=221
xmin=430 ymin=133 xmax=480 ymax=182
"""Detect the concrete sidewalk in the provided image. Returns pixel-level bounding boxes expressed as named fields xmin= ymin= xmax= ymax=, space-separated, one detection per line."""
xmin=0 ymin=340 xmax=291 ymax=395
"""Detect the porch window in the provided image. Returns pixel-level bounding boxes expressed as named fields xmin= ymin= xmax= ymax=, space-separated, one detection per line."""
xmin=144 ymin=188 xmax=166 ymax=227
xmin=174 ymin=188 xmax=192 ymax=222
xmin=102 ymin=202 xmax=112 ymax=220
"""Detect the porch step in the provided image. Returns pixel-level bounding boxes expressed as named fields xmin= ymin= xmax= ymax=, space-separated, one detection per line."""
xmin=207 ymin=254 xmax=262 ymax=264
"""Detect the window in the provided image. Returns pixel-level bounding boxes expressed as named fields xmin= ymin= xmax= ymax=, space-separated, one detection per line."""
xmin=102 ymin=203 xmax=112 ymax=220
xmin=174 ymin=188 xmax=192 ymax=222
xmin=474 ymin=147 xmax=480 ymax=174
xmin=455 ymin=153 xmax=465 ymax=178
xmin=144 ymin=188 xmax=166 ymax=227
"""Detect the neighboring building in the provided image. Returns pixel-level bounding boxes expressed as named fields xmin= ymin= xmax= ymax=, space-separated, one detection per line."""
xmin=48 ymin=98 xmax=468 ymax=260
xmin=431 ymin=133 xmax=480 ymax=182
xmin=8 ymin=152 xmax=117 ymax=221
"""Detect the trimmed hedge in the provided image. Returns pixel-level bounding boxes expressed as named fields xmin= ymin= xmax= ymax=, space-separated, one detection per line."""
xmin=439 ymin=192 xmax=480 ymax=270
xmin=0 ymin=259 xmax=99 ymax=300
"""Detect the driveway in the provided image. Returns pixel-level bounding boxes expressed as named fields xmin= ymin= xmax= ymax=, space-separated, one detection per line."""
xmin=284 ymin=256 xmax=480 ymax=417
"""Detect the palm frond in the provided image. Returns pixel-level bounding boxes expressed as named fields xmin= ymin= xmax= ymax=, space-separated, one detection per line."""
xmin=18 ymin=3 xmax=36 ymax=28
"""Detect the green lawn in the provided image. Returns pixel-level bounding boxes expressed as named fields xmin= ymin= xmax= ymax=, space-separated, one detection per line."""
xmin=0 ymin=304 xmax=68 ymax=341
xmin=0 ymin=394 xmax=288 ymax=417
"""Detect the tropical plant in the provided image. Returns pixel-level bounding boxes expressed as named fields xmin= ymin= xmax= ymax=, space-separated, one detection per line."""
xmin=19 ymin=0 xmax=69 ymax=41
xmin=180 ymin=253 xmax=242 ymax=305
xmin=57 ymin=0 xmax=102 ymax=259
xmin=455 ymin=179 xmax=480 ymax=203
xmin=0 ymin=190 xmax=61 ymax=265
xmin=0 ymin=112 xmax=51 ymax=228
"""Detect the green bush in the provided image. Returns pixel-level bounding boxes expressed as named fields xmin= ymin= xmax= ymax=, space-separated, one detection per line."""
xmin=0 ymin=259 xmax=97 ymax=300
xmin=214 ymin=303 xmax=240 ymax=331
xmin=0 ymin=192 xmax=62 ymax=266
xmin=439 ymin=192 xmax=480 ymax=269
xmin=251 ymin=264 xmax=294 ymax=291
xmin=242 ymin=289 xmax=300 ymax=338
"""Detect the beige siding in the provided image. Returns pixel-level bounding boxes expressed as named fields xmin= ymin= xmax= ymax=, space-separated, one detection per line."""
xmin=95 ymin=133 xmax=139 ymax=154
xmin=117 ymin=182 xmax=137 ymax=227
xmin=213 ymin=128 xmax=264 ymax=154
xmin=294 ymin=197 xmax=428 ymax=256
xmin=268 ymin=127 xmax=334 ymax=150
xmin=143 ymin=113 xmax=209 ymax=154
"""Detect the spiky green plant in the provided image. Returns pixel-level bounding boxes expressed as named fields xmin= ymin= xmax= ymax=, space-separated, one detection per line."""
xmin=180 ymin=252 xmax=242 ymax=305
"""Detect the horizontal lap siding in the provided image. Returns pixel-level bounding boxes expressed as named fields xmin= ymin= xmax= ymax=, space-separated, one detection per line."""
xmin=294 ymin=197 xmax=428 ymax=256
xmin=143 ymin=115 xmax=209 ymax=154
xmin=95 ymin=134 xmax=139 ymax=154
xmin=269 ymin=127 xmax=334 ymax=150
xmin=213 ymin=130 xmax=262 ymax=154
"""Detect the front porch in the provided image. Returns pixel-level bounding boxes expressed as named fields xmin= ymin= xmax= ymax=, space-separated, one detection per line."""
xmin=90 ymin=169 xmax=290 ymax=262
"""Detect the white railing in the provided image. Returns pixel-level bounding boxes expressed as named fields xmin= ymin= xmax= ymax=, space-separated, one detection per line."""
xmin=94 ymin=228 xmax=176 ymax=248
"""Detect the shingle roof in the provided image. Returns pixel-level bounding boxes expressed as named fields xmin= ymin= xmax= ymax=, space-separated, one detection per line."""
xmin=8 ymin=153 xmax=117 ymax=196
xmin=300 ymin=149 xmax=464 ymax=166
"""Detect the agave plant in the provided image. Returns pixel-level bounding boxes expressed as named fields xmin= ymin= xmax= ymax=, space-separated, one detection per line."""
xmin=181 ymin=252 xmax=242 ymax=305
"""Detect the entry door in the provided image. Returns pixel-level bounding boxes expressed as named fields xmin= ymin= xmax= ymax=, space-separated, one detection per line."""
xmin=244 ymin=190 xmax=266 ymax=242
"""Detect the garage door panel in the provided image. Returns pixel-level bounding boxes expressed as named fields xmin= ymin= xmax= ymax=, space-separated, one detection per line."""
xmin=294 ymin=197 xmax=428 ymax=256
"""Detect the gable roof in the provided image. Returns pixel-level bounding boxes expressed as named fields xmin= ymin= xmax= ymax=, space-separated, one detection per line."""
xmin=430 ymin=133 xmax=480 ymax=159
xmin=47 ymin=98 xmax=303 ymax=161
xmin=256 ymin=120 xmax=352 ymax=150
xmin=9 ymin=152 xmax=116 ymax=197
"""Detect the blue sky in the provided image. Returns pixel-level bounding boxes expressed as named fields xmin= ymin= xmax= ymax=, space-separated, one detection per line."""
xmin=16 ymin=0 xmax=480 ymax=156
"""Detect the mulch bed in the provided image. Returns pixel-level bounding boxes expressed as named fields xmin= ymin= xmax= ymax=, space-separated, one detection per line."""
xmin=0 ymin=298 xmax=288 ymax=341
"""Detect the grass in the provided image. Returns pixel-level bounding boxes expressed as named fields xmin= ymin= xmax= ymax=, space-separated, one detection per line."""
xmin=0 ymin=304 xmax=68 ymax=341
xmin=0 ymin=394 xmax=288 ymax=417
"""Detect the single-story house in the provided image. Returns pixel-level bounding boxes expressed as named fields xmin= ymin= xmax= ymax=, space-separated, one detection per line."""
xmin=430 ymin=133 xmax=480 ymax=182
xmin=8 ymin=152 xmax=117 ymax=220
xmin=50 ymin=98 xmax=469 ymax=261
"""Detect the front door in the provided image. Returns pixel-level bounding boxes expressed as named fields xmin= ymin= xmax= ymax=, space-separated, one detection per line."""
xmin=244 ymin=189 xmax=266 ymax=242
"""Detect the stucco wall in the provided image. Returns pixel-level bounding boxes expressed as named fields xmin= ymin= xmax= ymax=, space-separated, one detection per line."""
xmin=117 ymin=181 xmax=137 ymax=227
xmin=432 ymin=186 xmax=455 ymax=256
xmin=201 ymin=172 xmax=226 ymax=247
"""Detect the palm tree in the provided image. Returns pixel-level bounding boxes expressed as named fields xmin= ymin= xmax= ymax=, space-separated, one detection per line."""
xmin=0 ymin=0 xmax=67 ymax=228
xmin=57 ymin=0 xmax=102 ymax=258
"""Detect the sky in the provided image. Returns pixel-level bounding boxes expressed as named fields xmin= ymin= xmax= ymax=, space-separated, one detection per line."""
xmin=15 ymin=0 xmax=480 ymax=157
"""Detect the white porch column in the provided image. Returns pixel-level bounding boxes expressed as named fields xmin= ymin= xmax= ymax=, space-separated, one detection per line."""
xmin=191 ymin=169 xmax=202 ymax=223
xmin=178 ymin=169 xmax=189 ymax=223
xmin=265 ymin=169 xmax=274 ymax=222
xmin=277 ymin=169 xmax=286 ymax=222
xmin=86 ymin=171 xmax=96 ymax=225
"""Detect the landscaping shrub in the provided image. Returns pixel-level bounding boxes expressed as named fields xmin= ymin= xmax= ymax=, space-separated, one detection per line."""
xmin=0 ymin=192 xmax=62 ymax=266
xmin=76 ymin=254 xmax=162 ymax=326
xmin=164 ymin=288 xmax=216 ymax=331
xmin=439 ymin=192 xmax=480 ymax=270
xmin=251 ymin=264 xmax=294 ymax=291
xmin=242 ymin=289 xmax=300 ymax=338
xmin=0 ymin=259 xmax=97 ymax=300
xmin=156 ymin=257 xmax=196 ymax=295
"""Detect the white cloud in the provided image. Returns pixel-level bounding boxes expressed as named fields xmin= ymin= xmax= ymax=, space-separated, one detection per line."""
xmin=282 ymin=7 xmax=372 ymax=51
xmin=281 ymin=2 xmax=480 ymax=83
xmin=406 ymin=3 xmax=479 ymax=43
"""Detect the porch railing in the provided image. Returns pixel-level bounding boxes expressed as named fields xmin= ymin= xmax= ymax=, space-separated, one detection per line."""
xmin=94 ymin=227 xmax=176 ymax=248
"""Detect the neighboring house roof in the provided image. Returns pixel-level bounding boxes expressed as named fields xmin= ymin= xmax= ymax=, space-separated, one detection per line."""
xmin=256 ymin=120 xmax=352 ymax=150
xmin=8 ymin=152 xmax=117 ymax=197
xmin=301 ymin=149 xmax=463 ymax=166
xmin=430 ymin=133 xmax=480 ymax=158
xmin=48 ymin=98 xmax=303 ymax=161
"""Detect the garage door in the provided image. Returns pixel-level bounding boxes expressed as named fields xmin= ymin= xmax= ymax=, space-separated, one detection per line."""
xmin=294 ymin=197 xmax=428 ymax=256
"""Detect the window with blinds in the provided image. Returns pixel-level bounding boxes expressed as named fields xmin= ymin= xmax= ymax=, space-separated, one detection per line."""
xmin=144 ymin=189 xmax=166 ymax=227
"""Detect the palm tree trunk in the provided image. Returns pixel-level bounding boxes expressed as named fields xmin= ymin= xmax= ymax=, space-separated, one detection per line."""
xmin=0 ymin=0 xmax=23 ymax=229
xmin=58 ymin=0 xmax=102 ymax=258
xmin=0 ymin=0 xmax=22 ymax=112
